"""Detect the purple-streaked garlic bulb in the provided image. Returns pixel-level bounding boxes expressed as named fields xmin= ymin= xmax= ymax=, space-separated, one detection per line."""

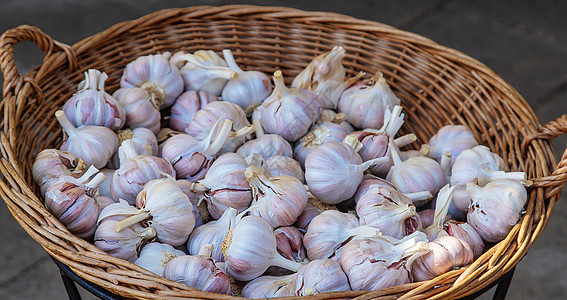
xmin=256 ymin=70 xmax=323 ymax=142
xmin=354 ymin=174 xmax=434 ymax=206
xmin=177 ymin=179 xmax=209 ymax=228
xmin=222 ymin=215 xmax=302 ymax=281
xmin=245 ymin=166 xmax=308 ymax=228
xmin=44 ymin=167 xmax=104 ymax=239
xmin=236 ymin=119 xmax=293 ymax=159
xmin=292 ymin=46 xmax=356 ymax=109
xmin=169 ymin=90 xmax=220 ymax=131
xmin=294 ymin=121 xmax=350 ymax=167
xmin=134 ymin=242 xmax=185 ymax=276
xmin=338 ymin=71 xmax=401 ymax=130
xmin=108 ymin=127 xmax=159 ymax=169
xmin=186 ymin=207 xmax=238 ymax=263
xmin=317 ymin=109 xmax=355 ymax=132
xmin=171 ymin=50 xmax=236 ymax=96
xmin=386 ymin=141 xmax=445 ymax=203
xmin=242 ymin=274 xmax=296 ymax=298
xmin=33 ymin=149 xmax=86 ymax=195
xmin=340 ymin=232 xmax=430 ymax=291
xmin=421 ymin=125 xmax=479 ymax=167
xmin=162 ymin=119 xmax=232 ymax=181
xmin=164 ymin=245 xmax=232 ymax=295
xmin=120 ymin=52 xmax=183 ymax=109
xmin=294 ymin=259 xmax=351 ymax=296
xmin=192 ymin=153 xmax=252 ymax=219
xmin=422 ymin=185 xmax=457 ymax=241
xmin=267 ymin=155 xmax=305 ymax=183
xmin=294 ymin=197 xmax=337 ymax=233
xmin=412 ymin=235 xmax=473 ymax=282
xmin=186 ymin=101 xmax=254 ymax=153
xmin=62 ymin=69 xmax=126 ymax=130
xmin=356 ymin=185 xmax=421 ymax=239
xmin=304 ymin=210 xmax=381 ymax=261
xmin=305 ymin=136 xmax=389 ymax=204
xmin=275 ymin=227 xmax=308 ymax=264
xmin=112 ymin=87 xmax=160 ymax=133
xmin=95 ymin=201 xmax=156 ymax=261
xmin=445 ymin=221 xmax=484 ymax=259
xmin=56 ymin=110 xmax=118 ymax=169
xmin=418 ymin=209 xmax=452 ymax=229
xmin=113 ymin=176 xmax=195 ymax=247
xmin=221 ymin=49 xmax=272 ymax=114
xmin=110 ymin=140 xmax=175 ymax=205
xmin=466 ymin=179 xmax=528 ymax=243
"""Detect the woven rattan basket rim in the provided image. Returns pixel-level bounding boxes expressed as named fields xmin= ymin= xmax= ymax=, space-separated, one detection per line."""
xmin=1 ymin=4 xmax=566 ymax=300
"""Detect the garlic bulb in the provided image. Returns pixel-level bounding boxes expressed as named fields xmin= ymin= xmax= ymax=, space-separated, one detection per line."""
xmin=164 ymin=245 xmax=232 ymax=295
xmin=134 ymin=242 xmax=185 ymax=276
xmin=169 ymin=90 xmax=220 ymax=131
xmin=245 ymin=166 xmax=308 ymax=228
xmin=356 ymin=185 xmax=421 ymax=239
xmin=317 ymin=109 xmax=355 ymax=132
xmin=186 ymin=207 xmax=238 ymax=262
xmin=108 ymin=127 xmax=159 ymax=168
xmin=256 ymin=70 xmax=323 ymax=142
xmin=304 ymin=210 xmax=381 ymax=260
xmin=340 ymin=233 xmax=430 ymax=291
xmin=421 ymin=125 xmax=478 ymax=167
xmin=162 ymin=119 xmax=232 ymax=181
xmin=56 ymin=110 xmax=118 ymax=169
xmin=221 ymin=49 xmax=272 ymax=114
xmin=294 ymin=197 xmax=337 ymax=233
xmin=112 ymin=87 xmax=160 ymax=133
xmin=222 ymin=215 xmax=302 ymax=281
xmin=267 ymin=155 xmax=305 ymax=183
xmin=171 ymin=50 xmax=236 ymax=96
xmin=292 ymin=46 xmax=354 ymax=109
xmin=193 ymin=153 xmax=252 ymax=219
xmin=294 ymin=259 xmax=351 ymax=296
xmin=338 ymin=71 xmax=401 ymax=130
xmin=120 ymin=52 xmax=183 ymax=109
xmin=62 ymin=69 xmax=126 ymax=130
xmin=177 ymin=179 xmax=209 ymax=228
xmin=305 ymin=136 xmax=389 ymax=204
xmin=354 ymin=174 xmax=433 ymax=206
xmin=422 ymin=185 xmax=456 ymax=241
xmin=242 ymin=274 xmax=296 ymax=298
xmin=445 ymin=221 xmax=484 ymax=259
xmin=412 ymin=235 xmax=473 ymax=282
xmin=113 ymin=176 xmax=195 ymax=247
xmin=110 ymin=139 xmax=175 ymax=205
xmin=293 ymin=121 xmax=350 ymax=167
xmin=236 ymin=119 xmax=293 ymax=159
xmin=44 ymin=167 xmax=105 ymax=239
xmin=275 ymin=227 xmax=307 ymax=264
xmin=386 ymin=141 xmax=445 ymax=203
xmin=466 ymin=179 xmax=528 ymax=243
xmin=32 ymin=149 xmax=86 ymax=195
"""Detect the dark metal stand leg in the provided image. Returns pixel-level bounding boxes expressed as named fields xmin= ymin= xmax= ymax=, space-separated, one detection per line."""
xmin=59 ymin=269 xmax=83 ymax=300
xmin=492 ymin=267 xmax=515 ymax=300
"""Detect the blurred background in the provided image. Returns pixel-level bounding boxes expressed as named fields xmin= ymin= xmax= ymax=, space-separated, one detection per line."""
xmin=1 ymin=0 xmax=566 ymax=299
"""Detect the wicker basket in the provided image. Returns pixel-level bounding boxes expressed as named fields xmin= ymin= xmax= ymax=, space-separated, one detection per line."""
xmin=1 ymin=5 xmax=566 ymax=299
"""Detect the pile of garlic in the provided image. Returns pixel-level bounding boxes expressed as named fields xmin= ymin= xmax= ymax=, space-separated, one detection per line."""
xmin=32 ymin=46 xmax=531 ymax=297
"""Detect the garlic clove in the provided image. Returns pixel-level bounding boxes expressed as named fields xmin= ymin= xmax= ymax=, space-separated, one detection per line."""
xmin=274 ymin=227 xmax=308 ymax=263
xmin=94 ymin=215 xmax=156 ymax=261
xmin=445 ymin=220 xmax=484 ymax=259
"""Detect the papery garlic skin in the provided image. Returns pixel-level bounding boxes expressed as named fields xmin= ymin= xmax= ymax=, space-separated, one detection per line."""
xmin=108 ymin=127 xmax=159 ymax=168
xmin=424 ymin=125 xmax=478 ymax=166
xmin=445 ymin=221 xmax=484 ymax=259
xmin=63 ymin=69 xmax=126 ymax=130
xmin=96 ymin=196 xmax=117 ymax=210
xmin=164 ymin=254 xmax=232 ymax=295
xmin=294 ymin=259 xmax=351 ymax=296
xmin=169 ymin=90 xmax=220 ymax=131
xmin=33 ymin=149 xmax=86 ymax=195
xmin=267 ymin=155 xmax=305 ymax=183
xmin=134 ymin=242 xmax=185 ymax=276
xmin=120 ymin=52 xmax=184 ymax=109
xmin=338 ymin=71 xmax=401 ymax=129
xmin=242 ymin=274 xmax=296 ymax=298
xmin=177 ymin=179 xmax=208 ymax=228
xmin=112 ymin=87 xmax=161 ymax=133
xmin=186 ymin=207 xmax=238 ymax=262
xmin=294 ymin=121 xmax=350 ymax=167
xmin=274 ymin=227 xmax=307 ymax=263
xmin=236 ymin=134 xmax=293 ymax=160
xmin=317 ymin=109 xmax=355 ymax=132
xmin=412 ymin=235 xmax=473 ymax=282
xmin=171 ymin=50 xmax=234 ymax=96
xmin=466 ymin=179 xmax=527 ymax=243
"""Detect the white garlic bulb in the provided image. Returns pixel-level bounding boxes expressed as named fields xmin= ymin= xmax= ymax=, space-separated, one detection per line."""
xmin=120 ymin=52 xmax=184 ymax=109
xmin=221 ymin=49 xmax=272 ymax=114
xmin=293 ymin=121 xmax=350 ymax=167
xmin=356 ymin=185 xmax=421 ymax=239
xmin=445 ymin=221 xmax=484 ymax=259
xmin=317 ymin=109 xmax=355 ymax=132
xmin=293 ymin=259 xmax=351 ymax=296
xmin=266 ymin=155 xmax=305 ymax=183
xmin=412 ymin=235 xmax=473 ymax=282
xmin=134 ymin=242 xmax=185 ymax=276
xmin=32 ymin=149 xmax=86 ymax=195
xmin=245 ymin=166 xmax=308 ymax=228
xmin=305 ymin=136 xmax=389 ymax=204
xmin=171 ymin=50 xmax=236 ymax=96
xmin=421 ymin=125 xmax=478 ymax=167
xmin=222 ymin=215 xmax=302 ymax=281
xmin=338 ymin=71 xmax=401 ymax=129
xmin=303 ymin=210 xmax=381 ymax=260
xmin=236 ymin=119 xmax=293 ymax=159
xmin=186 ymin=207 xmax=238 ymax=263
xmin=466 ymin=179 xmax=528 ymax=243
xmin=256 ymin=70 xmax=324 ymax=142
xmin=112 ymin=87 xmax=161 ymax=133
xmin=242 ymin=274 xmax=296 ymax=298
xmin=294 ymin=197 xmax=337 ymax=233
xmin=108 ymin=127 xmax=159 ymax=169
xmin=62 ymin=69 xmax=125 ymax=130
xmin=56 ymin=110 xmax=118 ymax=169
xmin=169 ymin=90 xmax=219 ymax=131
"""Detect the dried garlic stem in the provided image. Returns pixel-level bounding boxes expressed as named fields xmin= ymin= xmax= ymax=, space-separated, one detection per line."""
xmin=114 ymin=211 xmax=151 ymax=232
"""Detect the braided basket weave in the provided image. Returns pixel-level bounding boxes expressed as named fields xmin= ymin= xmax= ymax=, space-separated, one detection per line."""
xmin=1 ymin=5 xmax=566 ymax=299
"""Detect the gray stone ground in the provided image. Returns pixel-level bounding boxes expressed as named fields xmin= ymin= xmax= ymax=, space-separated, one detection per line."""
xmin=1 ymin=0 xmax=566 ymax=299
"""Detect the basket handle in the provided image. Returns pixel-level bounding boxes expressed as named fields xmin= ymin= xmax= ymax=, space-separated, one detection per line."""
xmin=0 ymin=25 xmax=76 ymax=99
xmin=523 ymin=114 xmax=567 ymax=199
